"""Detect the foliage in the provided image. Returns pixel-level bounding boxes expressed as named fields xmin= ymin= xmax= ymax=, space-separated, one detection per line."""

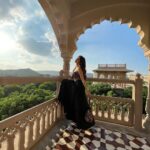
xmin=0 ymin=82 xmax=56 ymax=121
xmin=122 ymin=87 xmax=132 ymax=98
xmin=0 ymin=81 xmax=148 ymax=121
xmin=107 ymin=90 xmax=117 ymax=97
xmin=39 ymin=82 xmax=56 ymax=91
xmin=3 ymin=84 xmax=22 ymax=97
xmin=88 ymin=83 xmax=111 ymax=96
xmin=88 ymin=83 xmax=147 ymax=114
xmin=0 ymin=86 xmax=5 ymax=98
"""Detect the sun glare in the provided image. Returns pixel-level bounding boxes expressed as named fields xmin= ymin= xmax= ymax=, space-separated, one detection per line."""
xmin=0 ymin=32 xmax=16 ymax=50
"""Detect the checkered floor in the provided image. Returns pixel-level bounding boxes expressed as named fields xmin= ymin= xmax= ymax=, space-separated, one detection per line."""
xmin=51 ymin=122 xmax=150 ymax=150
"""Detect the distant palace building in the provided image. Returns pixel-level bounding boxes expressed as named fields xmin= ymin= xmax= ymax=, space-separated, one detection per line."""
xmin=93 ymin=64 xmax=133 ymax=79
xmin=93 ymin=64 xmax=133 ymax=88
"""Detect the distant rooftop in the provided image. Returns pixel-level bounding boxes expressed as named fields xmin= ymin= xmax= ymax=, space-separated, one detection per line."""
xmin=93 ymin=64 xmax=133 ymax=72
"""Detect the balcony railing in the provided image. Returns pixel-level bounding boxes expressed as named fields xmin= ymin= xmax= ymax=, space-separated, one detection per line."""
xmin=98 ymin=64 xmax=126 ymax=69
xmin=90 ymin=95 xmax=134 ymax=126
xmin=0 ymin=74 xmax=143 ymax=150
xmin=0 ymin=98 xmax=62 ymax=150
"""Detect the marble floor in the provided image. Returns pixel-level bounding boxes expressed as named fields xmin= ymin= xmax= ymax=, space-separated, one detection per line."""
xmin=51 ymin=122 xmax=150 ymax=150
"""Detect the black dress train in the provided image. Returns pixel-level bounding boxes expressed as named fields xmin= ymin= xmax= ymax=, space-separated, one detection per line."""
xmin=58 ymin=71 xmax=95 ymax=129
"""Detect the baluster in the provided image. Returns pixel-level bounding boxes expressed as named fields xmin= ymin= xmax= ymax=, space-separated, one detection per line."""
xmin=55 ymin=103 xmax=57 ymax=121
xmin=51 ymin=106 xmax=54 ymax=124
xmin=114 ymin=105 xmax=118 ymax=121
xmin=121 ymin=103 xmax=125 ymax=122
xmin=107 ymin=101 xmax=111 ymax=119
xmin=43 ymin=112 xmax=46 ymax=132
xmin=95 ymin=101 xmax=99 ymax=119
xmin=26 ymin=121 xmax=34 ymax=148
xmin=52 ymin=106 xmax=55 ymax=123
xmin=35 ymin=115 xmax=40 ymax=139
xmin=7 ymin=134 xmax=15 ymax=150
xmin=49 ymin=108 xmax=52 ymax=126
xmin=41 ymin=112 xmax=46 ymax=134
xmin=18 ymin=127 xmax=25 ymax=150
xmin=57 ymin=104 xmax=61 ymax=119
xmin=128 ymin=102 xmax=134 ymax=126
xmin=47 ymin=108 xmax=51 ymax=129
xmin=98 ymin=101 xmax=102 ymax=117
xmin=101 ymin=101 xmax=104 ymax=118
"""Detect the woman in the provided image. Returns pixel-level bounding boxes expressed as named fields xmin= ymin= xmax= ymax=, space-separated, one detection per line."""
xmin=58 ymin=56 xmax=95 ymax=129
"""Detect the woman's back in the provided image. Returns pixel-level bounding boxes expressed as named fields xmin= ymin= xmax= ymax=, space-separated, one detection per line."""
xmin=71 ymin=71 xmax=81 ymax=80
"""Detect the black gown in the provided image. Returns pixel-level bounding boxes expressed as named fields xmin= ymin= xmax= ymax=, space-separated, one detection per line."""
xmin=58 ymin=71 xmax=95 ymax=129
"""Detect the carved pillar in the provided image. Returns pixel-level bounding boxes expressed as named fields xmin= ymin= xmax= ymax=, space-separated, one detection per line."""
xmin=143 ymin=56 xmax=150 ymax=132
xmin=63 ymin=57 xmax=71 ymax=77
xmin=132 ymin=73 xmax=143 ymax=131
xmin=61 ymin=51 xmax=72 ymax=77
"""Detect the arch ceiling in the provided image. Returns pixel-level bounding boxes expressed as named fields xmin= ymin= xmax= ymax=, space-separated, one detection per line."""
xmin=39 ymin=0 xmax=150 ymax=59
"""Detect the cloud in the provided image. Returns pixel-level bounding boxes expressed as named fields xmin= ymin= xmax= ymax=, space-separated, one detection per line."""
xmin=18 ymin=38 xmax=52 ymax=56
xmin=0 ymin=0 xmax=29 ymax=24
xmin=17 ymin=50 xmax=63 ymax=70
xmin=0 ymin=0 xmax=60 ymax=58
xmin=45 ymin=32 xmax=60 ymax=58
xmin=0 ymin=0 xmax=62 ymax=71
xmin=17 ymin=16 xmax=50 ymax=40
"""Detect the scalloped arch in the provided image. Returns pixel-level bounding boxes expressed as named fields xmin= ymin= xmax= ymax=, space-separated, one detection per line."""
xmin=74 ymin=18 xmax=145 ymax=49
xmin=69 ymin=4 xmax=150 ymax=56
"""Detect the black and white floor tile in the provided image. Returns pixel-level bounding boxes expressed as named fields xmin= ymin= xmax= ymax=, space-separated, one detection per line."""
xmin=51 ymin=122 xmax=150 ymax=150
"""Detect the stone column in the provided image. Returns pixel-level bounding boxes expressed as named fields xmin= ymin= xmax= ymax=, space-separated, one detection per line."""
xmin=132 ymin=73 xmax=143 ymax=131
xmin=143 ymin=56 xmax=150 ymax=132
xmin=63 ymin=56 xmax=71 ymax=77
xmin=61 ymin=51 xmax=72 ymax=78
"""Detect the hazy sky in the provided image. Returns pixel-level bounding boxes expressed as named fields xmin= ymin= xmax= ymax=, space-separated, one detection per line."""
xmin=0 ymin=0 xmax=148 ymax=74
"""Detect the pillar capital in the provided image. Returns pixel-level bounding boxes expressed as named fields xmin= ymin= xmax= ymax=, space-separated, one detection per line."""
xmin=60 ymin=52 xmax=73 ymax=78
xmin=61 ymin=51 xmax=73 ymax=60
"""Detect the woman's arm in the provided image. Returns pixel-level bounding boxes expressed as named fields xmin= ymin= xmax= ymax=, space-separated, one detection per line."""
xmin=78 ymin=67 xmax=91 ymax=97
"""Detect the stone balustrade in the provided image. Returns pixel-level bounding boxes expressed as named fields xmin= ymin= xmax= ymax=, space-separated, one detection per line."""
xmin=87 ymin=77 xmax=135 ymax=84
xmin=87 ymin=74 xmax=143 ymax=130
xmin=89 ymin=95 xmax=134 ymax=126
xmin=0 ymin=74 xmax=143 ymax=149
xmin=98 ymin=64 xmax=126 ymax=69
xmin=0 ymin=98 xmax=62 ymax=150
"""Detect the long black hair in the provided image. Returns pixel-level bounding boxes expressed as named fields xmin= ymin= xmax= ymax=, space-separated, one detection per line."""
xmin=75 ymin=55 xmax=87 ymax=79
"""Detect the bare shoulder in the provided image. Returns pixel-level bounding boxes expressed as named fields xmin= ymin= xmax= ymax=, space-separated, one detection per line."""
xmin=77 ymin=66 xmax=82 ymax=72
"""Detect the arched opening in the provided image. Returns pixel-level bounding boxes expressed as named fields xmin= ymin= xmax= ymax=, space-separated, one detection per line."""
xmin=71 ymin=20 xmax=148 ymax=76
xmin=70 ymin=20 xmax=148 ymax=118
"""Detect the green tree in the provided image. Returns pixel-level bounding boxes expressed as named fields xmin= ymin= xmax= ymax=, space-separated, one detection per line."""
xmin=22 ymin=83 xmax=37 ymax=94
xmin=39 ymin=82 xmax=56 ymax=91
xmin=0 ymin=86 xmax=5 ymax=98
xmin=88 ymin=83 xmax=112 ymax=95
xmin=3 ymin=84 xmax=22 ymax=96
xmin=122 ymin=87 xmax=132 ymax=98
xmin=107 ymin=90 xmax=117 ymax=97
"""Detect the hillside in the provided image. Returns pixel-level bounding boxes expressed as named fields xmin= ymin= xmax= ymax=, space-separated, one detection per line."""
xmin=0 ymin=68 xmax=42 ymax=77
xmin=0 ymin=69 xmax=93 ymax=77
xmin=38 ymin=70 xmax=93 ymax=77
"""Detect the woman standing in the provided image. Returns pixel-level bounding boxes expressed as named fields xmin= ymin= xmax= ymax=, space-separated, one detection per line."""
xmin=58 ymin=56 xmax=95 ymax=129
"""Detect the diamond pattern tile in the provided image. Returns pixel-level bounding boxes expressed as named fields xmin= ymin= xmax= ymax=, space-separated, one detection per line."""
xmin=51 ymin=122 xmax=150 ymax=150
